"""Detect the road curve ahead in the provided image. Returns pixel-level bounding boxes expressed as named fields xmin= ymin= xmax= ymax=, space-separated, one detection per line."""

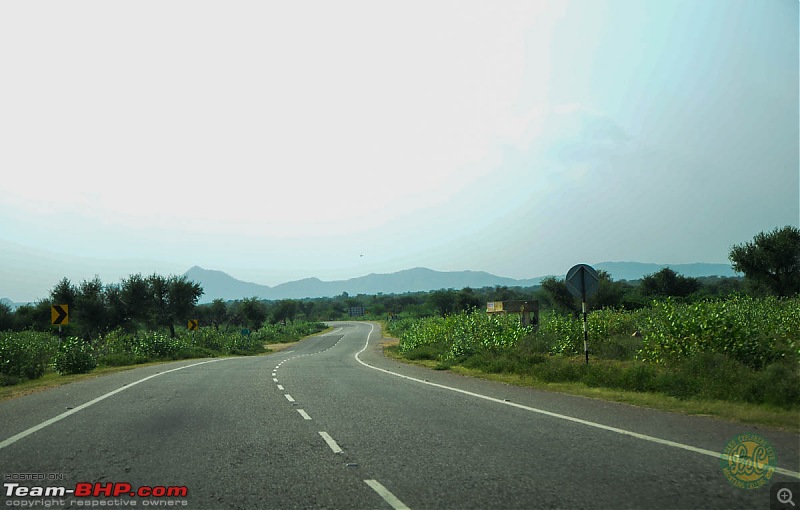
xmin=1 ymin=322 xmax=798 ymax=509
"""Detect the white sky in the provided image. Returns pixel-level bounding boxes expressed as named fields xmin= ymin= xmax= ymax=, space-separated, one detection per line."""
xmin=1 ymin=0 xmax=798 ymax=302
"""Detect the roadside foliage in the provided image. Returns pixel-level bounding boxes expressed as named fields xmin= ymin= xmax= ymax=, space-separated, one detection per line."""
xmin=388 ymin=295 xmax=800 ymax=408
xmin=0 ymin=320 xmax=326 ymax=385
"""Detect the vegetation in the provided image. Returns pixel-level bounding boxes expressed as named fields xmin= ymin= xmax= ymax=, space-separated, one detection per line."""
xmin=388 ymin=295 xmax=800 ymax=410
xmin=729 ymin=225 xmax=800 ymax=297
xmin=385 ymin=227 xmax=800 ymax=423
xmin=3 ymin=226 xmax=797 ymax=425
xmin=0 ymin=271 xmax=326 ymax=387
xmin=1 ymin=320 xmax=326 ymax=386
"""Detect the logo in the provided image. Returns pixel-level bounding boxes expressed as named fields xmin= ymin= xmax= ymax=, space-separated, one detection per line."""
xmin=720 ymin=433 xmax=777 ymax=489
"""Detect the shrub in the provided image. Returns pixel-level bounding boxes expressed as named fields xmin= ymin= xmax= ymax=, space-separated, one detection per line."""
xmin=130 ymin=331 xmax=184 ymax=360
xmin=53 ymin=337 xmax=97 ymax=375
xmin=0 ymin=331 xmax=57 ymax=380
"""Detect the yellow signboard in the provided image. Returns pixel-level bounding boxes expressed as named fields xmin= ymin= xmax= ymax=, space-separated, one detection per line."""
xmin=486 ymin=301 xmax=503 ymax=313
xmin=51 ymin=304 xmax=69 ymax=325
xmin=188 ymin=319 xmax=199 ymax=331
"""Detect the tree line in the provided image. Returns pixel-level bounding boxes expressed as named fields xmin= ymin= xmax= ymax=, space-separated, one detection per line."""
xmin=0 ymin=273 xmax=203 ymax=339
xmin=1 ymin=225 xmax=797 ymax=334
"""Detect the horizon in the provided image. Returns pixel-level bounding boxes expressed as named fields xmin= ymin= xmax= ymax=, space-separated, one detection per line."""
xmin=2 ymin=259 xmax=741 ymax=304
xmin=2 ymin=1 xmax=797 ymax=303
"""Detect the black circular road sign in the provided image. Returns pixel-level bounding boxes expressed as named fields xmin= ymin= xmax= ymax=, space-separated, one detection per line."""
xmin=565 ymin=264 xmax=600 ymax=300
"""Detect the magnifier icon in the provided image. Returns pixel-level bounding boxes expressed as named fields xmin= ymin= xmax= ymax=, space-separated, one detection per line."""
xmin=778 ymin=488 xmax=796 ymax=507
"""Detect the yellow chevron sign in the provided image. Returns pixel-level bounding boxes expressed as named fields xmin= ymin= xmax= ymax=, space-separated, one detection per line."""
xmin=51 ymin=304 xmax=69 ymax=325
xmin=188 ymin=319 xmax=199 ymax=331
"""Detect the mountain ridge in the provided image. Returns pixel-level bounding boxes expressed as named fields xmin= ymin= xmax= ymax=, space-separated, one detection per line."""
xmin=184 ymin=262 xmax=738 ymax=303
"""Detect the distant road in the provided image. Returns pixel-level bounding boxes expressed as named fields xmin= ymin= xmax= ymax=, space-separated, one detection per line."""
xmin=2 ymin=322 xmax=798 ymax=509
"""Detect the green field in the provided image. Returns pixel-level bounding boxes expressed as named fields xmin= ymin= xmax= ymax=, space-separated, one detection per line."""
xmin=386 ymin=294 xmax=800 ymax=431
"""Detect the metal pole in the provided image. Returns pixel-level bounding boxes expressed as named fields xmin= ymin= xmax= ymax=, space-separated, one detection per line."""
xmin=583 ymin=301 xmax=589 ymax=365
xmin=581 ymin=269 xmax=589 ymax=365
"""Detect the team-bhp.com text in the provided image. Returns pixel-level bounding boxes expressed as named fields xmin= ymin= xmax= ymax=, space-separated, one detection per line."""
xmin=4 ymin=483 xmax=188 ymax=507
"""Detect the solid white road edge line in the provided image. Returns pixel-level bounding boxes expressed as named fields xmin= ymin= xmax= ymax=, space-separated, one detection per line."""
xmin=354 ymin=323 xmax=800 ymax=479
xmin=319 ymin=431 xmax=343 ymax=453
xmin=0 ymin=358 xmax=231 ymax=450
xmin=297 ymin=409 xmax=312 ymax=420
xmin=364 ymin=480 xmax=411 ymax=510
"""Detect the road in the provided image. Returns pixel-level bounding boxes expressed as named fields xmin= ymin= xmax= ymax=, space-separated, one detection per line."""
xmin=1 ymin=322 xmax=798 ymax=509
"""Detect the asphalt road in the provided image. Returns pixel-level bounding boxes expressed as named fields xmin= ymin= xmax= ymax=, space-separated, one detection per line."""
xmin=1 ymin=322 xmax=798 ymax=509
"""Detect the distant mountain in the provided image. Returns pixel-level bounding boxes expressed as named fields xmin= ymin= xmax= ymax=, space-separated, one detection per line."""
xmin=184 ymin=267 xmax=273 ymax=302
xmin=593 ymin=262 xmax=738 ymax=281
xmin=185 ymin=262 xmax=738 ymax=303
xmin=184 ymin=266 xmax=544 ymax=303
xmin=1 ymin=297 xmax=16 ymax=310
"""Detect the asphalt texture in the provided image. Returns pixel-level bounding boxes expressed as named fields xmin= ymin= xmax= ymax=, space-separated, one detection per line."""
xmin=1 ymin=321 xmax=798 ymax=509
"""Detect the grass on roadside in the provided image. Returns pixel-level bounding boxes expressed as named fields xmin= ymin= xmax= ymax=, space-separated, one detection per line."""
xmin=382 ymin=342 xmax=800 ymax=433
xmin=1 ymin=325 xmax=335 ymax=403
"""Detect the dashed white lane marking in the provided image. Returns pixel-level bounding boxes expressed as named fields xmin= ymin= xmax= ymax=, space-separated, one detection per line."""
xmin=273 ymin=378 xmax=279 ymax=383
xmin=0 ymin=359 xmax=231 ymax=450
xmin=280 ymin=328 xmax=344 ymax=366
xmin=318 ymin=431 xmax=343 ymax=453
xmin=364 ymin=480 xmax=410 ymax=510
xmin=297 ymin=409 xmax=312 ymax=420
xmin=277 ymin=385 xmax=284 ymax=391
xmin=272 ymin=372 xmax=276 ymax=376
xmin=353 ymin=323 xmax=800 ymax=480
xmin=285 ymin=394 xmax=295 ymax=403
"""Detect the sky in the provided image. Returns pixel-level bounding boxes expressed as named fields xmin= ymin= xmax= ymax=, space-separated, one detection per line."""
xmin=1 ymin=0 xmax=798 ymax=302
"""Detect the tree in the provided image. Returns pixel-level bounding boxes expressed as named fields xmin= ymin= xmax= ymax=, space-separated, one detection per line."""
xmin=75 ymin=276 xmax=108 ymax=341
xmin=0 ymin=301 xmax=12 ymax=331
xmin=121 ymin=273 xmax=151 ymax=326
xmin=238 ymin=297 xmax=267 ymax=329
xmin=456 ymin=287 xmax=482 ymax=312
xmin=49 ymin=278 xmax=77 ymax=310
xmin=12 ymin=301 xmax=53 ymax=331
xmin=640 ymin=268 xmax=699 ymax=298
xmin=539 ymin=277 xmax=578 ymax=315
xmin=298 ymin=300 xmax=316 ymax=321
xmin=429 ymin=289 xmax=457 ymax=317
xmin=208 ymin=299 xmax=228 ymax=328
xmin=147 ymin=274 xmax=171 ymax=333
xmin=590 ymin=270 xmax=625 ymax=309
xmin=145 ymin=274 xmax=203 ymax=337
xmin=273 ymin=299 xmax=298 ymax=324
xmin=104 ymin=283 xmax=128 ymax=332
xmin=729 ymin=226 xmax=800 ymax=297
xmin=166 ymin=275 xmax=204 ymax=336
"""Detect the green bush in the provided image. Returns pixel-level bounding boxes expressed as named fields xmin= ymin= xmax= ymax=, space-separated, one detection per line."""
xmin=637 ymin=295 xmax=800 ymax=369
xmin=130 ymin=331 xmax=185 ymax=360
xmin=53 ymin=337 xmax=97 ymax=375
xmin=388 ymin=295 xmax=800 ymax=408
xmin=98 ymin=352 xmax=139 ymax=367
xmin=0 ymin=331 xmax=57 ymax=380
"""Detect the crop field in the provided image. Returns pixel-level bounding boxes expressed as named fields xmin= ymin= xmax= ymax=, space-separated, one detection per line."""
xmin=387 ymin=295 xmax=800 ymax=410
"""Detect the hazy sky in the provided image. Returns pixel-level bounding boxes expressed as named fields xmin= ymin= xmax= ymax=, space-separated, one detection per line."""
xmin=1 ymin=0 xmax=798 ymax=302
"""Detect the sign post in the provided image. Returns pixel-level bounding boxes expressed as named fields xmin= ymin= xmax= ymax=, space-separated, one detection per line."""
xmin=51 ymin=304 xmax=69 ymax=342
xmin=565 ymin=264 xmax=599 ymax=365
xmin=188 ymin=319 xmax=198 ymax=343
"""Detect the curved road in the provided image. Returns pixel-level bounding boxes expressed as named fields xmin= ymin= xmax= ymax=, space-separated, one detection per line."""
xmin=1 ymin=322 xmax=798 ymax=509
